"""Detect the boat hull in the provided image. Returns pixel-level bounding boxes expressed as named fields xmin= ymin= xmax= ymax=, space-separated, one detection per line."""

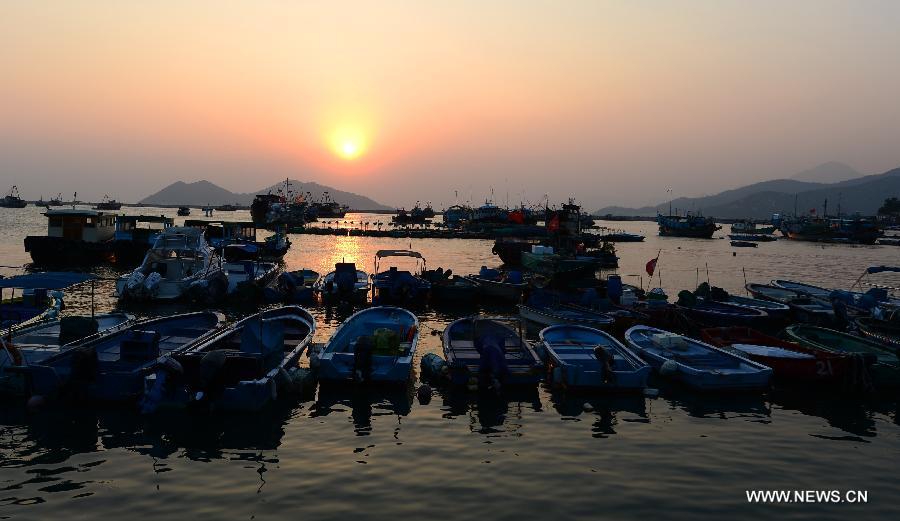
xmin=24 ymin=236 xmax=114 ymax=266
xmin=518 ymin=304 xmax=613 ymax=330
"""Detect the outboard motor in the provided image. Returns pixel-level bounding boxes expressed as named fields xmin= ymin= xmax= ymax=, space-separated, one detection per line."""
xmin=334 ymin=262 xmax=358 ymax=299
xmin=126 ymin=271 xmax=145 ymax=293
xmin=143 ymin=272 xmax=162 ymax=297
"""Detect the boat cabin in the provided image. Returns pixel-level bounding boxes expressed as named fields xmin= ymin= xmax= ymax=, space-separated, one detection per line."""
xmin=115 ymin=215 xmax=174 ymax=242
xmin=184 ymin=219 xmax=258 ymax=247
xmin=44 ymin=209 xmax=116 ymax=243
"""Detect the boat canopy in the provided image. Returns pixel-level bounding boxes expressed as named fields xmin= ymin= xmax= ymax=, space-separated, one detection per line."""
xmin=375 ymin=249 xmax=424 ymax=259
xmin=0 ymin=272 xmax=94 ymax=289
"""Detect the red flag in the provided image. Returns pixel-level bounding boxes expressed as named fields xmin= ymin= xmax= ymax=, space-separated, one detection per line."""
xmin=548 ymin=214 xmax=560 ymax=232
xmin=646 ymin=257 xmax=658 ymax=276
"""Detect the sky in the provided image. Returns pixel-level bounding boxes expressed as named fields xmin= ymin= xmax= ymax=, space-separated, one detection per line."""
xmin=2 ymin=0 xmax=900 ymax=209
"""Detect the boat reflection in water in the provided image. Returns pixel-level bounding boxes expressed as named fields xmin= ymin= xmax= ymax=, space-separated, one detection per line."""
xmin=312 ymin=383 xmax=415 ymax=436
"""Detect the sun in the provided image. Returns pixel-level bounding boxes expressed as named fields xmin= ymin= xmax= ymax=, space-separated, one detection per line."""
xmin=329 ymin=126 xmax=368 ymax=161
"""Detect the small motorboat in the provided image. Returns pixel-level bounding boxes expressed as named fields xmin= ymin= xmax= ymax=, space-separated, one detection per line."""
xmin=116 ymin=227 xmax=226 ymax=302
xmin=317 ymin=307 xmax=419 ymax=384
xmin=540 ymin=325 xmax=650 ymax=391
xmin=465 ymin=267 xmax=527 ymax=302
xmin=676 ymin=296 xmax=770 ymax=327
xmin=597 ymin=232 xmax=645 ymax=242
xmin=177 ymin=206 xmax=191 ymax=216
xmin=142 ymin=306 xmax=315 ymax=412
xmin=0 ymin=313 xmax=132 ymax=397
xmin=518 ymin=301 xmax=614 ymax=330
xmin=315 ymin=263 xmax=369 ymax=303
xmin=783 ymin=325 xmax=900 ymax=389
xmin=423 ymin=268 xmax=479 ymax=304
xmin=700 ymin=327 xmax=853 ymax=384
xmin=624 ymin=325 xmax=772 ymax=391
xmin=855 ymin=317 xmax=900 ymax=351
xmin=276 ymin=269 xmax=320 ymax=303
xmin=442 ymin=316 xmax=543 ymax=388
xmin=771 ymin=279 xmax=833 ymax=300
xmin=730 ymin=240 xmax=757 ymax=248
xmin=26 ymin=311 xmax=225 ymax=401
xmin=223 ymin=259 xmax=280 ymax=294
xmin=371 ymin=250 xmax=431 ymax=305
xmin=724 ymin=295 xmax=791 ymax=319
xmin=745 ymin=283 xmax=804 ymax=303
xmin=0 ymin=272 xmax=80 ymax=330
xmin=728 ymin=233 xmax=777 ymax=242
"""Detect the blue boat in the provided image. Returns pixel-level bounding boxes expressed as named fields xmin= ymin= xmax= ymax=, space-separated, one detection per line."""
xmin=676 ymin=297 xmax=770 ymax=327
xmin=0 ymin=313 xmax=132 ymax=397
xmin=771 ymin=279 xmax=832 ymax=300
xmin=143 ymin=306 xmax=315 ymax=412
xmin=27 ymin=311 xmax=225 ymax=401
xmin=0 ymin=272 xmax=89 ymax=330
xmin=725 ymin=295 xmax=791 ymax=318
xmin=540 ymin=325 xmax=650 ymax=391
xmin=371 ymin=250 xmax=431 ymax=305
xmin=518 ymin=301 xmax=614 ymax=329
xmin=624 ymin=325 xmax=772 ymax=391
xmin=315 ymin=263 xmax=369 ymax=303
xmin=318 ymin=307 xmax=419 ymax=384
xmin=442 ymin=316 xmax=543 ymax=388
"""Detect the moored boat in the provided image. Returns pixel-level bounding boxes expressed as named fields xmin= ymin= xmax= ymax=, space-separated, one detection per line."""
xmin=318 ymin=306 xmax=419 ymax=384
xmin=24 ymin=209 xmax=117 ymax=265
xmin=540 ymin=325 xmax=650 ymax=391
xmin=725 ymin=295 xmax=791 ymax=319
xmin=771 ymin=279 xmax=833 ymax=300
xmin=177 ymin=206 xmax=191 ymax=216
xmin=26 ymin=311 xmax=225 ymax=401
xmin=0 ymin=313 xmax=132 ymax=396
xmin=442 ymin=316 xmax=543 ymax=388
xmin=112 ymin=215 xmax=175 ymax=266
xmin=518 ymin=301 xmax=614 ymax=330
xmin=371 ymin=250 xmax=431 ymax=305
xmin=700 ymin=327 xmax=853 ymax=384
xmin=783 ymin=325 xmax=900 ymax=389
xmin=730 ymin=240 xmax=757 ymax=248
xmin=0 ymin=186 xmax=28 ymax=208
xmin=423 ymin=268 xmax=479 ymax=304
xmin=315 ymin=263 xmax=369 ymax=303
xmin=465 ymin=267 xmax=527 ymax=302
xmin=94 ymin=195 xmax=123 ymax=210
xmin=276 ymin=269 xmax=320 ymax=303
xmin=116 ymin=227 xmax=226 ymax=302
xmin=624 ymin=325 xmax=772 ymax=391
xmin=675 ymin=296 xmax=770 ymax=327
xmin=657 ymin=213 xmax=719 ymax=238
xmin=142 ymin=306 xmax=315 ymax=412
xmin=855 ymin=317 xmax=900 ymax=351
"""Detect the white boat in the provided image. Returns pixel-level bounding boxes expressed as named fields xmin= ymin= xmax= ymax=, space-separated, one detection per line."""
xmin=116 ymin=227 xmax=225 ymax=301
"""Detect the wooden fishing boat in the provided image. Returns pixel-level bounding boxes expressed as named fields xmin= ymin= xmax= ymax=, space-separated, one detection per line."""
xmin=676 ymin=298 xmax=770 ymax=327
xmin=783 ymin=325 xmax=900 ymax=388
xmin=518 ymin=302 xmax=614 ymax=329
xmin=700 ymin=327 xmax=852 ymax=383
xmin=26 ymin=311 xmax=225 ymax=401
xmin=0 ymin=313 xmax=132 ymax=397
xmin=318 ymin=306 xmax=419 ymax=384
xmin=540 ymin=325 xmax=650 ymax=391
xmin=443 ymin=316 xmax=543 ymax=388
xmin=142 ymin=306 xmax=315 ymax=412
xmin=624 ymin=325 xmax=772 ymax=391
xmin=855 ymin=317 xmax=900 ymax=351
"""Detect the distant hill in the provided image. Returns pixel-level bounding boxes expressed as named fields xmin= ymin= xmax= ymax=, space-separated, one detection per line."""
xmin=139 ymin=179 xmax=392 ymax=210
xmin=595 ymin=165 xmax=900 ymax=219
xmin=791 ymin=161 xmax=860 ymax=183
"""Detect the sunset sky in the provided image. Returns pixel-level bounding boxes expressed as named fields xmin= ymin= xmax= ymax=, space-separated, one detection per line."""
xmin=2 ymin=1 xmax=900 ymax=209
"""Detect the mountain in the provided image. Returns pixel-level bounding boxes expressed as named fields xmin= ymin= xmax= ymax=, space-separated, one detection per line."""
xmin=595 ymin=165 xmax=900 ymax=219
xmin=139 ymin=179 xmax=392 ymax=210
xmin=791 ymin=161 xmax=861 ymax=183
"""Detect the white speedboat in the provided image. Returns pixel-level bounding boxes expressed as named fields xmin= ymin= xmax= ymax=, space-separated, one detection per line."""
xmin=116 ymin=227 xmax=225 ymax=301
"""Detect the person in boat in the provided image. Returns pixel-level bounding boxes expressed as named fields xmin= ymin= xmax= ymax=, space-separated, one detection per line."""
xmin=353 ymin=335 xmax=374 ymax=382
xmin=593 ymin=345 xmax=616 ymax=384
xmin=475 ymin=334 xmax=509 ymax=392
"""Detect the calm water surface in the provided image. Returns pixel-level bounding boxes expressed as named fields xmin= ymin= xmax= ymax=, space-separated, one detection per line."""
xmin=1 ymin=206 xmax=899 ymax=520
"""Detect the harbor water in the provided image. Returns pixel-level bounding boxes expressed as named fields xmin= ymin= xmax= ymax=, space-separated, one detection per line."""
xmin=1 ymin=206 xmax=898 ymax=520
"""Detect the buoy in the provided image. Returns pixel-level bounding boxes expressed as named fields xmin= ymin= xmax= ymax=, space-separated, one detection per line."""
xmin=420 ymin=353 xmax=448 ymax=380
xmin=659 ymin=360 xmax=679 ymax=376
xmin=417 ymin=384 xmax=432 ymax=405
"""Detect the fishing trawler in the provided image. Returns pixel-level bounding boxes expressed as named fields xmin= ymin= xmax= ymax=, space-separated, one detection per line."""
xmin=1 ymin=186 xmax=28 ymax=208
